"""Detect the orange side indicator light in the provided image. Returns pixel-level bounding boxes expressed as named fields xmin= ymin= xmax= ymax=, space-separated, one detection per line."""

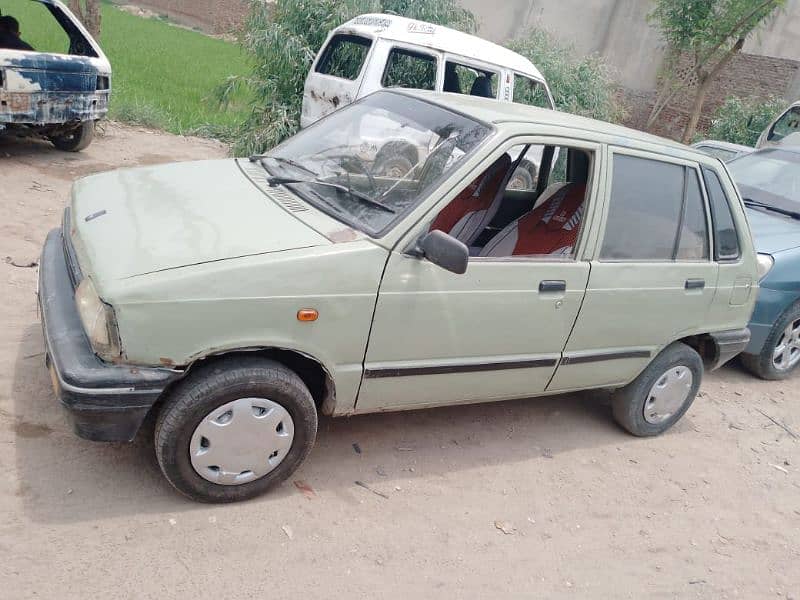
xmin=297 ymin=309 xmax=319 ymax=322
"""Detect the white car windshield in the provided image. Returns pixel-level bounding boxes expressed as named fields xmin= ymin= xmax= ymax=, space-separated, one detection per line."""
xmin=263 ymin=91 xmax=492 ymax=236
xmin=728 ymin=149 xmax=800 ymax=205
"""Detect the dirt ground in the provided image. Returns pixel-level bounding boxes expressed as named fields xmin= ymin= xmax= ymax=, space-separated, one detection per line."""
xmin=1 ymin=125 xmax=798 ymax=599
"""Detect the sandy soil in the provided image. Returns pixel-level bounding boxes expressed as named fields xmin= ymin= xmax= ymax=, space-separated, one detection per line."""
xmin=0 ymin=125 xmax=798 ymax=599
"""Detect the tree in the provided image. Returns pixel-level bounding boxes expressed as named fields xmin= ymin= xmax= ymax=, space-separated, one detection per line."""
xmin=647 ymin=0 xmax=785 ymax=143
xmin=68 ymin=0 xmax=101 ymax=39
xmin=223 ymin=0 xmax=476 ymax=156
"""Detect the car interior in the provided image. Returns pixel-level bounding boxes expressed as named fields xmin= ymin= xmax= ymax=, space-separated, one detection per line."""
xmin=430 ymin=145 xmax=593 ymax=258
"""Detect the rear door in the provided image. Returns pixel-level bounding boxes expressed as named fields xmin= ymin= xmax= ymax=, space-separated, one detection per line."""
xmin=301 ymin=32 xmax=374 ymax=127
xmin=548 ymin=147 xmax=719 ymax=392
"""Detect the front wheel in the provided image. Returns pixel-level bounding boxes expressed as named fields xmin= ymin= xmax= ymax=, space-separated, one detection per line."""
xmin=155 ymin=357 xmax=318 ymax=503
xmin=740 ymin=303 xmax=800 ymax=380
xmin=51 ymin=120 xmax=95 ymax=152
xmin=612 ymin=342 xmax=703 ymax=436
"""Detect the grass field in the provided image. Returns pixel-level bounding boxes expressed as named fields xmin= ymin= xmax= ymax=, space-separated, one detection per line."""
xmin=1 ymin=0 xmax=252 ymax=138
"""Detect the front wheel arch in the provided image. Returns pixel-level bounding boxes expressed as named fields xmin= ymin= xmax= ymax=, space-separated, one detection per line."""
xmin=164 ymin=347 xmax=336 ymax=416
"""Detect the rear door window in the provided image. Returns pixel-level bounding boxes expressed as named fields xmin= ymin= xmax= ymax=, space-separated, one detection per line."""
xmin=702 ymin=167 xmax=741 ymax=260
xmin=315 ymin=34 xmax=372 ymax=80
xmin=382 ymin=48 xmax=437 ymax=90
xmin=443 ymin=61 xmax=497 ymax=98
xmin=513 ymin=75 xmax=552 ymax=109
xmin=601 ymin=155 xmax=709 ymax=261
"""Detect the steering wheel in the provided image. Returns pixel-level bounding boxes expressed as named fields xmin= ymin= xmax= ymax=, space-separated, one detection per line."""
xmin=338 ymin=155 xmax=377 ymax=195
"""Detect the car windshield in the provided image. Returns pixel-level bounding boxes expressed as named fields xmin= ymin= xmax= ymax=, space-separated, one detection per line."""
xmin=264 ymin=91 xmax=492 ymax=236
xmin=728 ymin=149 xmax=800 ymax=205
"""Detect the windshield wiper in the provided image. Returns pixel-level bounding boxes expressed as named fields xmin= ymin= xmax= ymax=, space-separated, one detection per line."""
xmin=744 ymin=198 xmax=800 ymax=220
xmin=252 ymin=155 xmax=318 ymax=178
xmin=267 ymin=176 xmax=396 ymax=214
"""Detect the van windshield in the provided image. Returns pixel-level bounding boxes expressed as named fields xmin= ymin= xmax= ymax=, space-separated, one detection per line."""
xmin=264 ymin=91 xmax=492 ymax=236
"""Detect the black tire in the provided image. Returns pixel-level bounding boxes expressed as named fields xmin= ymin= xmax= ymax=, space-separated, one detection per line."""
xmin=507 ymin=160 xmax=537 ymax=190
xmin=154 ymin=356 xmax=318 ymax=503
xmin=740 ymin=302 xmax=800 ymax=380
xmin=612 ymin=342 xmax=703 ymax=437
xmin=51 ymin=120 xmax=95 ymax=152
xmin=374 ymin=154 xmax=414 ymax=178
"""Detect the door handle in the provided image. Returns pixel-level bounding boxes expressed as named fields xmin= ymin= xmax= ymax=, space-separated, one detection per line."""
xmin=685 ymin=278 xmax=705 ymax=290
xmin=539 ymin=280 xmax=567 ymax=293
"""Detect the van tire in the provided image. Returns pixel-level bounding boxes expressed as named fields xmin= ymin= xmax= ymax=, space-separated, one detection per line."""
xmin=51 ymin=120 xmax=95 ymax=152
xmin=154 ymin=356 xmax=318 ymax=503
xmin=612 ymin=342 xmax=703 ymax=437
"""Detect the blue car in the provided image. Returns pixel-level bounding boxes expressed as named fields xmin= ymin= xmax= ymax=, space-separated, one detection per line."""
xmin=727 ymin=146 xmax=800 ymax=379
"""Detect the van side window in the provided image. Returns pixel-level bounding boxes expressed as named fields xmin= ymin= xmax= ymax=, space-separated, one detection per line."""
xmin=513 ymin=75 xmax=552 ymax=109
xmin=382 ymin=48 xmax=436 ymax=90
xmin=702 ymin=167 xmax=741 ymax=260
xmin=443 ymin=61 xmax=497 ymax=98
xmin=315 ymin=34 xmax=372 ymax=80
xmin=601 ymin=155 xmax=709 ymax=261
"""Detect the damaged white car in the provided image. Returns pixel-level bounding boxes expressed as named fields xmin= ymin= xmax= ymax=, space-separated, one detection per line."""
xmin=0 ymin=0 xmax=110 ymax=151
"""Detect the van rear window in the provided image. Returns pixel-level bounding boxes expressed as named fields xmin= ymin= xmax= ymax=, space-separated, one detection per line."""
xmin=315 ymin=34 xmax=372 ymax=80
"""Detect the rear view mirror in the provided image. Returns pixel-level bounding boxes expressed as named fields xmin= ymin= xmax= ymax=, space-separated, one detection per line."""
xmin=418 ymin=230 xmax=469 ymax=275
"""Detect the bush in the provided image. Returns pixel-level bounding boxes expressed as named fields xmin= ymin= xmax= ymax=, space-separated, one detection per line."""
xmin=507 ymin=29 xmax=623 ymax=123
xmin=705 ymin=96 xmax=787 ymax=146
xmin=224 ymin=0 xmax=476 ymax=156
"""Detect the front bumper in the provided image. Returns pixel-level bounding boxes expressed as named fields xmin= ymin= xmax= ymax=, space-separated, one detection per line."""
xmin=38 ymin=228 xmax=181 ymax=442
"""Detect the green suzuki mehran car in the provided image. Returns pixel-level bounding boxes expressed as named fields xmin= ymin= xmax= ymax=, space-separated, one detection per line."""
xmin=38 ymin=90 xmax=758 ymax=502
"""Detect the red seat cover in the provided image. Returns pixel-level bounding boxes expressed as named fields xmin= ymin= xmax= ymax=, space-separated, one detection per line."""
xmin=512 ymin=183 xmax=586 ymax=256
xmin=430 ymin=154 xmax=511 ymax=240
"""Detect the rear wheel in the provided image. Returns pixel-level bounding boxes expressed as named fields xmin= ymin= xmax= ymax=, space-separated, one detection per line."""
xmin=155 ymin=356 xmax=317 ymax=503
xmin=612 ymin=342 xmax=703 ymax=436
xmin=740 ymin=303 xmax=800 ymax=380
xmin=51 ymin=120 xmax=95 ymax=152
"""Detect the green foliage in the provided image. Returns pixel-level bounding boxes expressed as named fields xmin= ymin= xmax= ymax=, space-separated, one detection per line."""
xmin=226 ymin=0 xmax=476 ymax=156
xmin=649 ymin=0 xmax=784 ymax=58
xmin=507 ymin=29 xmax=623 ymax=123
xmin=2 ymin=0 xmax=251 ymax=137
xmin=705 ymin=95 xmax=786 ymax=146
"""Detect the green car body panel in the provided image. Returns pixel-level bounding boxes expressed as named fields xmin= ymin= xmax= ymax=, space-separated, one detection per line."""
xmin=59 ymin=90 xmax=758 ymax=420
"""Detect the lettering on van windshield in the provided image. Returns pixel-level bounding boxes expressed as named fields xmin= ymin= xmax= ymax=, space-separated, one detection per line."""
xmin=353 ymin=16 xmax=392 ymax=28
xmin=408 ymin=22 xmax=436 ymax=34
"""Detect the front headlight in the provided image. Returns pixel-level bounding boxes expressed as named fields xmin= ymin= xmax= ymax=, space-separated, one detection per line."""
xmin=756 ymin=253 xmax=775 ymax=281
xmin=75 ymin=278 xmax=121 ymax=361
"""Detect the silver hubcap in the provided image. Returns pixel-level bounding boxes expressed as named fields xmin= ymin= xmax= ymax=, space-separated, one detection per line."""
xmin=644 ymin=366 xmax=693 ymax=424
xmin=772 ymin=318 xmax=800 ymax=371
xmin=189 ymin=398 xmax=294 ymax=486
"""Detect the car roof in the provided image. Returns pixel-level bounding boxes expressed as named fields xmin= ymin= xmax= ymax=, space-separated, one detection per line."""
xmin=390 ymin=89 xmax=702 ymax=157
xmin=336 ymin=14 xmax=545 ymax=82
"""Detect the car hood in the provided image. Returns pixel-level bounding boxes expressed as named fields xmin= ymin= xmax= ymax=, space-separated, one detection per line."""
xmin=69 ymin=159 xmax=330 ymax=283
xmin=745 ymin=207 xmax=800 ymax=254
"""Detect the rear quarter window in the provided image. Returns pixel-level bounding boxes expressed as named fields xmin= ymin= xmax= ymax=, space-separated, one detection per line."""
xmin=315 ymin=34 xmax=372 ymax=80
xmin=702 ymin=167 xmax=741 ymax=261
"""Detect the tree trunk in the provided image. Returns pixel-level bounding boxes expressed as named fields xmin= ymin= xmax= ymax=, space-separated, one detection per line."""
xmin=680 ymin=38 xmax=745 ymax=144
xmin=681 ymin=76 xmax=712 ymax=143
xmin=68 ymin=0 xmax=101 ymax=39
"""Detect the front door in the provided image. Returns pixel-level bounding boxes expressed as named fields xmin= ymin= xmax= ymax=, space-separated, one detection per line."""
xmin=355 ymin=140 xmax=601 ymax=413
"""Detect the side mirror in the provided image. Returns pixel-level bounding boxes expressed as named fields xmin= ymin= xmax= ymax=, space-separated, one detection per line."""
xmin=417 ymin=230 xmax=469 ymax=275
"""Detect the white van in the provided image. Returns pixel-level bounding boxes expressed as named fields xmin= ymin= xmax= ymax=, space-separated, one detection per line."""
xmin=300 ymin=14 xmax=555 ymax=188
